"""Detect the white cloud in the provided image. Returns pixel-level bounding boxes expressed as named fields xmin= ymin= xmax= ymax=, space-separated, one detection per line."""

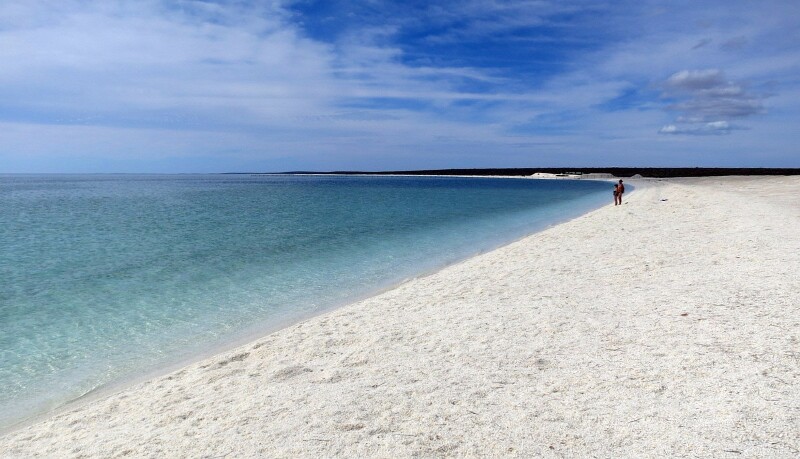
xmin=658 ymin=120 xmax=733 ymax=135
xmin=659 ymin=69 xmax=765 ymax=134
xmin=665 ymin=69 xmax=726 ymax=91
xmin=0 ymin=1 xmax=341 ymax=125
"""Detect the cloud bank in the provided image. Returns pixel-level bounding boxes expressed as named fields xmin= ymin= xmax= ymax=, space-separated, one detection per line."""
xmin=659 ymin=69 xmax=764 ymax=135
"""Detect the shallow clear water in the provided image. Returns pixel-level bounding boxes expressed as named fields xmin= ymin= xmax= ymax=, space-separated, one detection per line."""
xmin=0 ymin=174 xmax=609 ymax=429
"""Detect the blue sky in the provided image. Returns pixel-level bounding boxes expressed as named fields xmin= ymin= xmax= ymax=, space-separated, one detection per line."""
xmin=1 ymin=0 xmax=798 ymax=172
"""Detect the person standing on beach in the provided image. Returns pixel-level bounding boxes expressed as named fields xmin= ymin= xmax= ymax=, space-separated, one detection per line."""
xmin=613 ymin=183 xmax=620 ymax=205
xmin=618 ymin=179 xmax=625 ymax=204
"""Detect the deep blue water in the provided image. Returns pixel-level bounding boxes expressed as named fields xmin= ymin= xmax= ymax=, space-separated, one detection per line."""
xmin=0 ymin=174 xmax=609 ymax=429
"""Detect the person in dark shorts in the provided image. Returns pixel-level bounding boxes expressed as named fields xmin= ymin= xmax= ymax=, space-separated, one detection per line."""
xmin=613 ymin=179 xmax=624 ymax=206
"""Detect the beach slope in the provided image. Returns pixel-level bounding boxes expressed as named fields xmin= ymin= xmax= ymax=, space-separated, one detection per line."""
xmin=2 ymin=176 xmax=799 ymax=457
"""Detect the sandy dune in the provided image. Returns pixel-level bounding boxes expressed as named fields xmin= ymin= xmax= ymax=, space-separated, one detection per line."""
xmin=2 ymin=176 xmax=799 ymax=457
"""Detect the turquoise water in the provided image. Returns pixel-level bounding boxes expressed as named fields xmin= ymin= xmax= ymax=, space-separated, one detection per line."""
xmin=0 ymin=174 xmax=609 ymax=429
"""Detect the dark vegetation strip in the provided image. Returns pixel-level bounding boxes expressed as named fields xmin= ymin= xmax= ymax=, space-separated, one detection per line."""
xmin=238 ymin=168 xmax=800 ymax=178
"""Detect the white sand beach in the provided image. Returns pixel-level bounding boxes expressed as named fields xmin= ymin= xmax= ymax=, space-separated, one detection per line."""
xmin=2 ymin=176 xmax=798 ymax=458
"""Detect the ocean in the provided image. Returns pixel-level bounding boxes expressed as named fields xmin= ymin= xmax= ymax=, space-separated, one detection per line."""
xmin=0 ymin=174 xmax=610 ymax=429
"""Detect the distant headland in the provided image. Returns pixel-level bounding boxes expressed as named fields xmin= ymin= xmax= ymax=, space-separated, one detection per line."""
xmin=238 ymin=167 xmax=800 ymax=178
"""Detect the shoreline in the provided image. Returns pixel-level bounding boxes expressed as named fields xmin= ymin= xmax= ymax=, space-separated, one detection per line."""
xmin=0 ymin=175 xmax=613 ymax=436
xmin=2 ymin=176 xmax=797 ymax=457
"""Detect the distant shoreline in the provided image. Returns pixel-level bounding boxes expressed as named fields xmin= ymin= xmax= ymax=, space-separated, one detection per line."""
xmin=225 ymin=167 xmax=800 ymax=178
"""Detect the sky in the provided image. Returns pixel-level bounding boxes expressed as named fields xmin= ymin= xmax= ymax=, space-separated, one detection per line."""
xmin=1 ymin=0 xmax=799 ymax=172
